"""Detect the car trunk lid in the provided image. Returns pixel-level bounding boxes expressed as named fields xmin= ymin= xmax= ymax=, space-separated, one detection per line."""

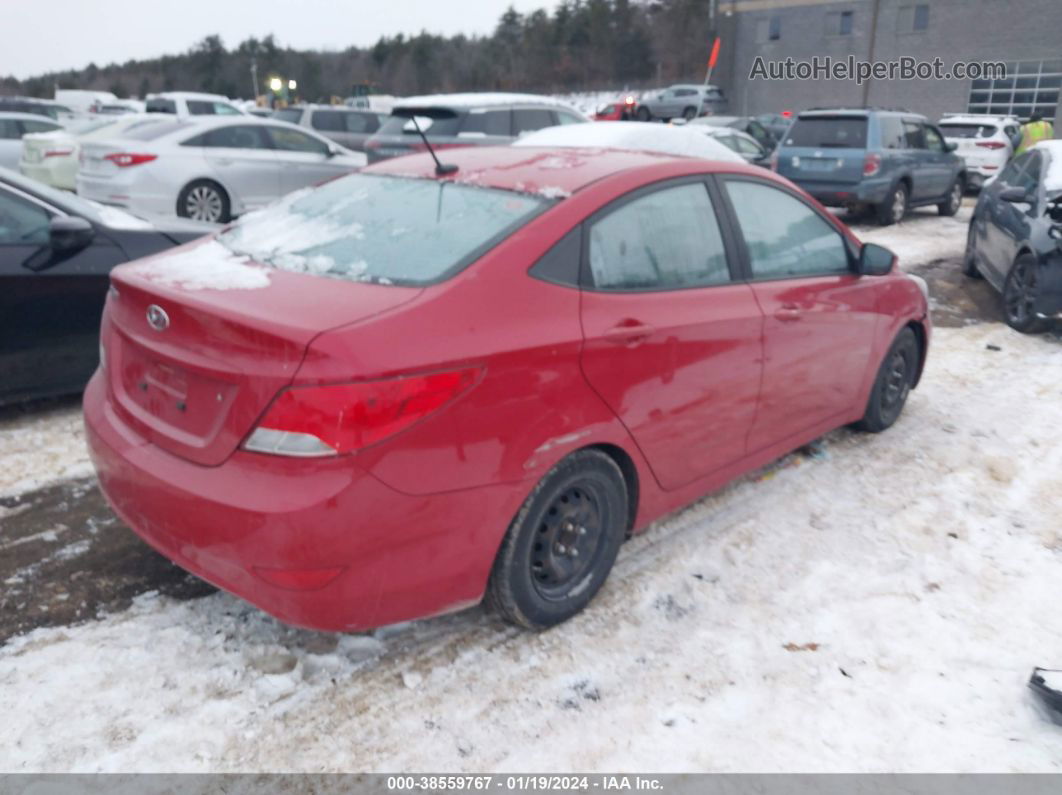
xmin=105 ymin=238 xmax=422 ymax=466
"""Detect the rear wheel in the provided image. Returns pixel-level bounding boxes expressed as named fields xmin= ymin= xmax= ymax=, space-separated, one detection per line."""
xmin=1002 ymin=254 xmax=1048 ymax=334
xmin=855 ymin=328 xmax=919 ymax=433
xmin=636 ymin=106 xmax=651 ymax=122
xmin=876 ymin=182 xmax=908 ymax=226
xmin=938 ymin=177 xmax=964 ymax=216
xmin=682 ymin=106 xmax=697 ymax=121
xmin=178 ymin=179 xmax=230 ymax=223
xmin=487 ymin=449 xmax=628 ymax=630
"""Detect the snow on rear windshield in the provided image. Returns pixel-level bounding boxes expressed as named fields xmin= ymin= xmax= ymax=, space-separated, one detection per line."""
xmin=217 ymin=173 xmax=547 ymax=285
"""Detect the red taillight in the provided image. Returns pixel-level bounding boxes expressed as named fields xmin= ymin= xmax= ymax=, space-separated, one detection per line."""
xmin=976 ymin=141 xmax=1007 ymax=150
xmin=104 ymin=152 xmax=157 ymax=167
xmin=44 ymin=147 xmax=74 ymax=159
xmin=244 ymin=367 xmax=481 ymax=457
xmin=863 ymin=152 xmax=882 ymax=177
xmin=781 ymin=110 xmax=792 ymax=119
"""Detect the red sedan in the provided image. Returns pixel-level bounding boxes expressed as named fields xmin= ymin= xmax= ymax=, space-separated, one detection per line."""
xmin=593 ymin=95 xmax=638 ymax=121
xmin=84 ymin=145 xmax=930 ymax=632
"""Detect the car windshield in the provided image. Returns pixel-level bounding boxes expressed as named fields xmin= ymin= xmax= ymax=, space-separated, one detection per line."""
xmin=939 ymin=123 xmax=998 ymax=139
xmin=786 ymin=117 xmax=868 ymax=148
xmin=378 ymin=113 xmax=461 ymax=137
xmin=216 ymin=173 xmax=548 ymax=286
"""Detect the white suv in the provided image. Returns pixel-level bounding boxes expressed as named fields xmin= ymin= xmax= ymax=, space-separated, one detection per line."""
xmin=144 ymin=92 xmax=245 ymax=118
xmin=938 ymin=113 xmax=1021 ymax=190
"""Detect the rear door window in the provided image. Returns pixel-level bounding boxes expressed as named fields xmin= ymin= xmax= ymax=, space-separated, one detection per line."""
xmin=513 ymin=108 xmax=555 ymax=135
xmin=785 ymin=117 xmax=868 ymax=148
xmin=460 ymin=109 xmax=511 ymax=137
xmin=903 ymin=120 xmax=927 ymax=149
xmin=725 ymin=180 xmax=850 ymax=279
xmin=377 ymin=113 xmax=461 ymax=137
xmin=266 ymin=126 xmax=329 ymax=155
xmin=587 ymin=182 xmax=732 ymax=291
xmin=200 ymin=125 xmax=270 ymax=149
xmin=311 ymin=110 xmax=345 ymax=131
xmin=880 ymin=117 xmax=907 ymax=149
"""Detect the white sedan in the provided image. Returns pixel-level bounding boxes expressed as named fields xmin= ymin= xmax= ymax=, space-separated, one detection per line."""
xmin=0 ymin=112 xmax=63 ymax=170
xmin=76 ymin=116 xmax=367 ymax=222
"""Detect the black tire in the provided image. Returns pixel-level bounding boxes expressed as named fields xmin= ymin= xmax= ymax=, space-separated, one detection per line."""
xmin=855 ymin=328 xmax=919 ymax=433
xmin=636 ymin=106 xmax=651 ymax=122
xmin=486 ymin=449 xmax=628 ymax=630
xmin=875 ymin=181 xmax=908 ymax=226
xmin=177 ymin=179 xmax=230 ymax=223
xmin=962 ymin=223 xmax=983 ymax=279
xmin=1002 ymin=254 xmax=1048 ymax=334
xmin=682 ymin=106 xmax=697 ymax=121
xmin=938 ymin=176 xmax=964 ymax=216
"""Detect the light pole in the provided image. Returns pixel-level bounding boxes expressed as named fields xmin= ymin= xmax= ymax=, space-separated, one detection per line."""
xmin=250 ymin=58 xmax=259 ymax=101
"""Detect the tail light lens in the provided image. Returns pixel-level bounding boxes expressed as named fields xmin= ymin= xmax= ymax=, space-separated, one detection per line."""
xmin=244 ymin=367 xmax=481 ymax=457
xmin=44 ymin=147 xmax=75 ymax=159
xmin=976 ymin=141 xmax=1007 ymax=149
xmin=863 ymin=152 xmax=882 ymax=177
xmin=104 ymin=153 xmax=158 ymax=167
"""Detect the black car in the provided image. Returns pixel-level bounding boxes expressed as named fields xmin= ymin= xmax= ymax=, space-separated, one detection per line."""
xmin=964 ymin=142 xmax=1062 ymax=333
xmin=687 ymin=115 xmax=778 ymax=152
xmin=0 ymin=167 xmax=214 ymax=404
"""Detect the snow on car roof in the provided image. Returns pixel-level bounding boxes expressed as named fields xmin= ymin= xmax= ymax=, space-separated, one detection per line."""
xmin=1033 ymin=140 xmax=1062 ymax=191
xmin=393 ymin=93 xmax=578 ymax=111
xmin=512 ymin=121 xmax=745 ymax=164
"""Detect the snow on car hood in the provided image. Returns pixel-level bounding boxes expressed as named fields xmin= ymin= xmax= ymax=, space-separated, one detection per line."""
xmin=513 ymin=122 xmax=745 ymax=163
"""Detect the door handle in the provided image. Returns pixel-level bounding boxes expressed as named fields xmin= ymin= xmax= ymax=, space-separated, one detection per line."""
xmin=603 ymin=321 xmax=655 ymax=346
xmin=774 ymin=303 xmax=802 ymax=322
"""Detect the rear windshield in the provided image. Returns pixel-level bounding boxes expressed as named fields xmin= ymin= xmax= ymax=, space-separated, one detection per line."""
xmin=271 ymin=108 xmax=302 ymax=123
xmin=939 ymin=123 xmax=998 ymax=139
xmin=378 ymin=113 xmax=462 ymax=137
xmin=146 ymin=98 xmax=178 ymax=114
xmin=785 ymin=117 xmax=868 ymax=148
xmin=217 ymin=173 xmax=548 ymax=286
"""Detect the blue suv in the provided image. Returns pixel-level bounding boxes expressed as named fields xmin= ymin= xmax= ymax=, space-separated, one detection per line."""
xmin=775 ymin=109 xmax=967 ymax=225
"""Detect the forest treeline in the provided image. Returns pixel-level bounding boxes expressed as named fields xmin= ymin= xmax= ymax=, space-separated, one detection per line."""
xmin=2 ymin=0 xmax=719 ymax=101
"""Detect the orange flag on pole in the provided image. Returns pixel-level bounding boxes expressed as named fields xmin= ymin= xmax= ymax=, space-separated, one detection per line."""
xmin=708 ymin=37 xmax=721 ymax=69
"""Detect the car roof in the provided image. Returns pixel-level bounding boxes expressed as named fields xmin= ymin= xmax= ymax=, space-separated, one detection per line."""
xmin=365 ymin=145 xmax=745 ymax=196
xmin=393 ymin=92 xmax=580 ymax=113
xmin=152 ymin=91 xmax=234 ymax=101
xmin=0 ymin=111 xmax=60 ymax=123
xmin=939 ymin=115 xmax=1010 ymax=125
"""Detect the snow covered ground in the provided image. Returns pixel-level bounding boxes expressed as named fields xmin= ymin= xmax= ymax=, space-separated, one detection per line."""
xmin=2 ymin=206 xmax=1062 ymax=773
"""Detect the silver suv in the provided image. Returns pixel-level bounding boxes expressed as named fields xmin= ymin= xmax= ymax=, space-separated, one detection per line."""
xmin=636 ymin=84 xmax=727 ymax=122
xmin=271 ymin=104 xmax=389 ymax=153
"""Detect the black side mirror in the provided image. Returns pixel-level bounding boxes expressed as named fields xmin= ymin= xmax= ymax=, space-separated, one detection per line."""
xmin=51 ymin=216 xmax=95 ymax=252
xmin=857 ymin=242 xmax=896 ymax=276
xmin=999 ymin=186 xmax=1030 ymax=203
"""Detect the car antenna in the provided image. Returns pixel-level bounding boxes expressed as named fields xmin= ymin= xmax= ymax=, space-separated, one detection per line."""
xmin=408 ymin=115 xmax=458 ymax=176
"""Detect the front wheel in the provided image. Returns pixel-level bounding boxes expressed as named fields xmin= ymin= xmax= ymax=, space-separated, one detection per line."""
xmin=1002 ymin=254 xmax=1048 ymax=334
xmin=855 ymin=328 xmax=920 ymax=433
xmin=962 ymin=224 xmax=983 ymax=278
xmin=177 ymin=179 xmax=230 ymax=223
xmin=938 ymin=177 xmax=964 ymax=216
xmin=682 ymin=106 xmax=697 ymax=121
xmin=486 ymin=449 xmax=628 ymax=630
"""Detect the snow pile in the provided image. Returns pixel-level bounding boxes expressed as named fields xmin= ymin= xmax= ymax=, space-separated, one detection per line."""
xmin=87 ymin=203 xmax=155 ymax=231
xmin=128 ymin=239 xmax=271 ymax=291
xmin=851 ymin=204 xmax=973 ymax=266
xmin=0 ymin=402 xmax=91 ymax=499
xmin=3 ymin=324 xmax=1062 ymax=772
xmin=513 ymin=121 xmax=744 ymax=164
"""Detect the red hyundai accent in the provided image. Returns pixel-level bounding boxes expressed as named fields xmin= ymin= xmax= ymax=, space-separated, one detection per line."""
xmin=84 ymin=145 xmax=930 ymax=632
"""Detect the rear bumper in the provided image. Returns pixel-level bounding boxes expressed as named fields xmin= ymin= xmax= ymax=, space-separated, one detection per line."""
xmin=20 ymin=159 xmax=76 ymax=191
xmin=83 ymin=371 xmax=525 ymax=631
xmin=787 ymin=176 xmax=891 ymax=207
xmin=77 ymin=172 xmax=176 ymax=218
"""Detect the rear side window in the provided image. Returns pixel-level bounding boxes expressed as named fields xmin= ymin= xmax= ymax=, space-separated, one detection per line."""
xmin=588 ymin=182 xmax=731 ymax=291
xmin=146 ymin=98 xmax=178 ymax=114
xmin=939 ymin=123 xmax=998 ymax=138
xmin=311 ymin=110 xmax=345 ymax=131
xmin=513 ymin=108 xmax=555 ymax=135
xmin=217 ymin=173 xmax=547 ymax=285
xmin=880 ymin=116 xmax=907 ymax=149
xmin=785 ymin=117 xmax=868 ymax=148
xmin=188 ymin=125 xmax=270 ymax=149
xmin=725 ymin=180 xmax=850 ymax=279
xmin=903 ymin=121 xmax=927 ymax=149
xmin=272 ymin=108 xmax=303 ymax=124
xmin=460 ymin=109 xmax=511 ymax=137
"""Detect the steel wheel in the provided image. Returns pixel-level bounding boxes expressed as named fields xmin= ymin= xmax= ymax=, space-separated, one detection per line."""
xmin=855 ymin=327 xmax=919 ymax=433
xmin=529 ymin=482 xmax=607 ymax=601
xmin=184 ymin=185 xmax=224 ymax=222
xmin=879 ymin=347 xmax=911 ymax=421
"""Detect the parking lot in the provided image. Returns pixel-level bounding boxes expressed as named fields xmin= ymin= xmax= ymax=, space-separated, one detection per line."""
xmin=3 ymin=199 xmax=1061 ymax=772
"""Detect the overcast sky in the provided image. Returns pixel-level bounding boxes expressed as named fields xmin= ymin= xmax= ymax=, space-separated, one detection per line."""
xmin=5 ymin=0 xmax=557 ymax=79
